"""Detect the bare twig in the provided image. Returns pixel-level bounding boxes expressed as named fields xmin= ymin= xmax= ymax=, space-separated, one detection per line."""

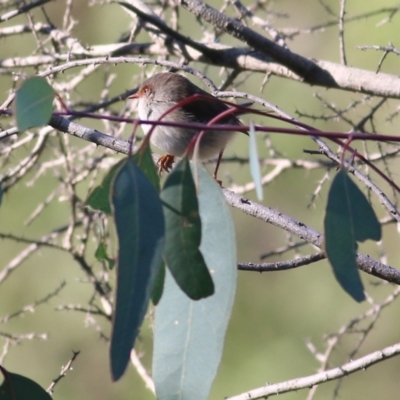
xmin=238 ymin=253 xmax=325 ymax=271
xmin=338 ymin=0 xmax=347 ymax=65
xmin=47 ymin=351 xmax=80 ymax=394
xmin=0 ymin=0 xmax=51 ymax=23
xmin=130 ymin=349 xmax=155 ymax=393
xmin=226 ymin=342 xmax=400 ymax=400
xmin=0 ymin=282 xmax=66 ymax=324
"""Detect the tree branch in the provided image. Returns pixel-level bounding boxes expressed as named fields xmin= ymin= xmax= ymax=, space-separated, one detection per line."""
xmin=0 ymin=0 xmax=51 ymax=23
xmin=225 ymin=342 xmax=400 ymax=400
xmin=48 ymin=115 xmax=400 ymax=285
xmin=1 ymin=15 xmax=400 ymax=97
xmin=179 ymin=0 xmax=400 ymax=98
xmin=180 ymin=0 xmax=335 ymax=85
xmin=238 ymin=253 xmax=325 ymax=272
xmin=222 ymin=188 xmax=400 ymax=284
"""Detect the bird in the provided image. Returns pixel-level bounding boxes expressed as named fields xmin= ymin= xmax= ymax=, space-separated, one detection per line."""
xmin=130 ymin=72 xmax=244 ymax=177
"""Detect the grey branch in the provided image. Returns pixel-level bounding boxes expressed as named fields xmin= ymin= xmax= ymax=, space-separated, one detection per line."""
xmin=49 ymin=115 xmax=400 ymax=285
xmin=225 ymin=342 xmax=400 ymax=400
xmin=238 ymin=253 xmax=325 ymax=272
xmin=180 ymin=0 xmax=335 ymax=84
xmin=179 ymin=0 xmax=400 ymax=97
xmin=223 ymin=187 xmax=400 ymax=285
xmin=0 ymin=0 xmax=51 ymax=23
xmin=1 ymin=25 xmax=400 ymax=97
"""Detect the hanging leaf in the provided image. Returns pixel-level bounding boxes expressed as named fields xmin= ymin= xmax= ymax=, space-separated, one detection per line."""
xmin=248 ymin=121 xmax=263 ymax=200
xmin=95 ymin=241 xmax=115 ymax=269
xmin=110 ymin=157 xmax=165 ymax=381
xmin=15 ymin=77 xmax=54 ymax=131
xmin=160 ymin=158 xmax=214 ymax=300
xmin=86 ymin=160 xmax=124 ymax=214
xmin=324 ymin=169 xmax=381 ymax=302
xmin=0 ymin=366 xmax=52 ymax=400
xmin=87 ymin=145 xmax=159 ymax=213
xmin=153 ymin=163 xmax=237 ymax=400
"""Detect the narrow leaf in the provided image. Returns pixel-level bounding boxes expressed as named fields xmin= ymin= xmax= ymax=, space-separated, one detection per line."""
xmin=110 ymin=157 xmax=165 ymax=381
xmin=248 ymin=121 xmax=263 ymax=200
xmin=0 ymin=366 xmax=52 ymax=400
xmin=324 ymin=169 xmax=381 ymax=302
xmin=160 ymin=158 xmax=214 ymax=300
xmin=15 ymin=77 xmax=54 ymax=131
xmin=153 ymin=163 xmax=237 ymax=400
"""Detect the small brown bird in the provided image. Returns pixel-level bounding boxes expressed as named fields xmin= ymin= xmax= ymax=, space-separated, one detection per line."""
xmin=130 ymin=72 xmax=243 ymax=175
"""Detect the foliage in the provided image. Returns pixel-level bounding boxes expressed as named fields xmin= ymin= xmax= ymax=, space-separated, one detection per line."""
xmin=0 ymin=366 xmax=51 ymax=400
xmin=324 ymin=169 xmax=381 ymax=302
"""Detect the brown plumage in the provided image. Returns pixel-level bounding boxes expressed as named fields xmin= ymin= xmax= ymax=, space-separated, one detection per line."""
xmin=132 ymin=72 xmax=243 ymax=160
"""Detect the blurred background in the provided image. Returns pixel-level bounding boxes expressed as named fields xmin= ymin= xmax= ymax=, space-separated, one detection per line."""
xmin=1 ymin=0 xmax=400 ymax=399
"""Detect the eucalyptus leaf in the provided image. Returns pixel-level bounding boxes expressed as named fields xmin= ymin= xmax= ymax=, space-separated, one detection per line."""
xmin=153 ymin=163 xmax=237 ymax=400
xmin=86 ymin=146 xmax=159 ymax=214
xmin=86 ymin=160 xmax=125 ymax=214
xmin=110 ymin=157 xmax=165 ymax=381
xmin=0 ymin=366 xmax=52 ymax=400
xmin=15 ymin=77 xmax=54 ymax=131
xmin=324 ymin=169 xmax=381 ymax=302
xmin=160 ymin=158 xmax=214 ymax=300
xmin=95 ymin=241 xmax=115 ymax=270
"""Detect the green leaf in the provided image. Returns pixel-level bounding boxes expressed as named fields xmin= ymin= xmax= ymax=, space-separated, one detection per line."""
xmin=133 ymin=144 xmax=160 ymax=191
xmin=151 ymin=262 xmax=165 ymax=305
xmin=86 ymin=160 xmax=124 ymax=214
xmin=95 ymin=241 xmax=115 ymax=269
xmin=160 ymin=158 xmax=214 ymax=300
xmin=15 ymin=77 xmax=54 ymax=131
xmin=0 ymin=366 xmax=52 ymax=400
xmin=324 ymin=169 xmax=381 ymax=302
xmin=153 ymin=163 xmax=237 ymax=400
xmin=86 ymin=148 xmax=158 ymax=214
xmin=110 ymin=157 xmax=165 ymax=381
xmin=248 ymin=121 xmax=263 ymax=200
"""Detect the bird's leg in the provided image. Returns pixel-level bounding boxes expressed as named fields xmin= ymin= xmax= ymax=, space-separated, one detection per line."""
xmin=157 ymin=154 xmax=175 ymax=174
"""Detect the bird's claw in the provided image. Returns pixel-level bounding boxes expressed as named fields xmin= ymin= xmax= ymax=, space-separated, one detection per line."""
xmin=157 ymin=154 xmax=175 ymax=174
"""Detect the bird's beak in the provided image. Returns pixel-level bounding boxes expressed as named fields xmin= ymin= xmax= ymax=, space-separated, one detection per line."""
xmin=129 ymin=92 xmax=139 ymax=99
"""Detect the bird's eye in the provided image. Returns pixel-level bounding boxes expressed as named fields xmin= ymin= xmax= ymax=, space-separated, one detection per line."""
xmin=142 ymin=86 xmax=151 ymax=96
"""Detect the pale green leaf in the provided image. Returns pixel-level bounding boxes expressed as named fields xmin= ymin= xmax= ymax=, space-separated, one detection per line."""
xmin=153 ymin=163 xmax=237 ymax=400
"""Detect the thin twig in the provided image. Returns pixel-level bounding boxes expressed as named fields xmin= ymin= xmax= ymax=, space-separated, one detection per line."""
xmin=338 ymin=0 xmax=347 ymax=65
xmin=226 ymin=342 xmax=400 ymax=400
xmin=238 ymin=253 xmax=325 ymax=271
xmin=47 ymin=351 xmax=80 ymax=394
xmin=130 ymin=349 xmax=155 ymax=393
